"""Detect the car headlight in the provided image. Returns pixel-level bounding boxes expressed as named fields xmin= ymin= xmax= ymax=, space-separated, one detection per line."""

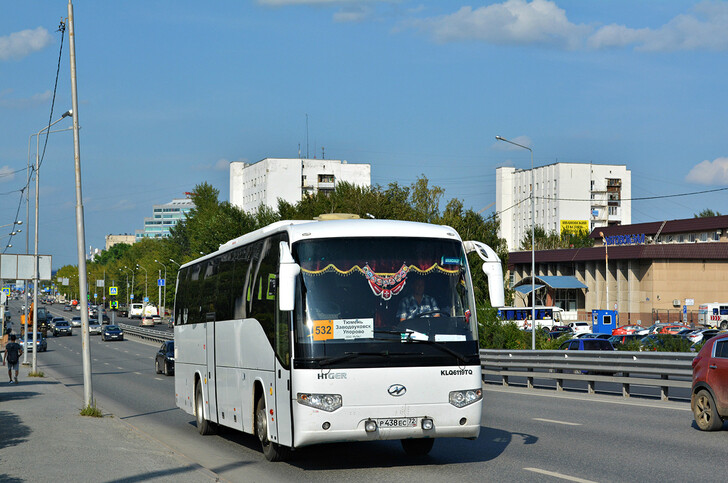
xmin=449 ymin=388 xmax=483 ymax=408
xmin=297 ymin=393 xmax=342 ymax=412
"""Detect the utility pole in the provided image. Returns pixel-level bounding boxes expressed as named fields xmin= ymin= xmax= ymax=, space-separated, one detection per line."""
xmin=68 ymin=0 xmax=93 ymax=408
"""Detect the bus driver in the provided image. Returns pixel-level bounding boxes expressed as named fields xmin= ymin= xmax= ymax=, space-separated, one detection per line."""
xmin=398 ymin=278 xmax=441 ymax=322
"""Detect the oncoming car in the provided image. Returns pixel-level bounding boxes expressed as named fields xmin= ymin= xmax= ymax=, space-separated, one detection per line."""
xmin=101 ymin=325 xmax=124 ymax=341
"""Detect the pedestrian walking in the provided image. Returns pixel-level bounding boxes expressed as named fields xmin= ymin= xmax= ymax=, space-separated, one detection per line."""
xmin=3 ymin=333 xmax=23 ymax=384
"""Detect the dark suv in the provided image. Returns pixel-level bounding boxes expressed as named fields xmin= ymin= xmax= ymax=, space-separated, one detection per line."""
xmin=692 ymin=333 xmax=728 ymax=431
xmin=559 ymin=338 xmax=614 ymax=351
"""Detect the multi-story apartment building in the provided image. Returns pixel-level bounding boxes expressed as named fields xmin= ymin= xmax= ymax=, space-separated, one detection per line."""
xmin=496 ymin=163 xmax=631 ymax=251
xmin=135 ymin=197 xmax=195 ymax=240
xmin=229 ymin=158 xmax=371 ymax=213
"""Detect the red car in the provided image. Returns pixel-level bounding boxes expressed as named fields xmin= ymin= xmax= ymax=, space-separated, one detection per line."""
xmin=658 ymin=324 xmax=690 ymax=335
xmin=612 ymin=325 xmax=645 ymax=336
xmin=691 ymin=333 xmax=728 ymax=430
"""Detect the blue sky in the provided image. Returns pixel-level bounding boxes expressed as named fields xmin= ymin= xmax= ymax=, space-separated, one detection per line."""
xmin=1 ymin=0 xmax=727 ymax=268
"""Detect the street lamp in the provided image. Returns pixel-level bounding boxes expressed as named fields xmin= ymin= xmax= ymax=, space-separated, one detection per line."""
xmin=28 ymin=109 xmax=72 ymax=373
xmin=169 ymin=258 xmax=181 ymax=268
xmin=496 ymin=135 xmax=536 ymax=350
xmin=154 ymin=259 xmax=167 ymax=316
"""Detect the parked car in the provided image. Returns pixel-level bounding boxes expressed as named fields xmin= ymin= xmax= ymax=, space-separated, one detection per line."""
xmin=646 ymin=322 xmax=672 ymax=334
xmin=548 ymin=326 xmax=574 ymax=340
xmin=155 ymin=340 xmax=174 ymax=376
xmin=53 ymin=320 xmax=72 ymax=337
xmin=101 ymin=325 xmax=124 ymax=341
xmin=568 ymin=322 xmax=591 ymax=335
xmin=21 ymin=333 xmax=47 ymax=352
xmin=70 ymin=316 xmax=82 ymax=328
xmin=577 ymin=333 xmax=611 ymax=340
xmin=88 ymin=321 xmax=102 ymax=335
xmin=609 ymin=334 xmax=644 ymax=347
xmin=559 ymin=338 xmax=615 ymax=351
xmin=659 ymin=324 xmax=691 ymax=335
xmin=687 ymin=329 xmax=722 ymax=345
xmin=612 ymin=324 xmax=648 ymax=336
xmin=691 ymin=332 xmax=728 ymax=430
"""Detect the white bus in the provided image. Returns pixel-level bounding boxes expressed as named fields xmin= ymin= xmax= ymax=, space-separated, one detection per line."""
xmin=497 ymin=306 xmax=565 ymax=330
xmin=173 ymin=218 xmax=504 ymax=460
xmin=698 ymin=303 xmax=728 ymax=329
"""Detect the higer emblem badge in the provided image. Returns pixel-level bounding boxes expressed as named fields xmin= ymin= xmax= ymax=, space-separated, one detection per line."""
xmin=388 ymin=384 xmax=406 ymax=397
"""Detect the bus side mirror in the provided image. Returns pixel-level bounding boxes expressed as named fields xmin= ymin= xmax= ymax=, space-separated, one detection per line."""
xmin=464 ymin=240 xmax=505 ymax=307
xmin=279 ymin=242 xmax=300 ymax=312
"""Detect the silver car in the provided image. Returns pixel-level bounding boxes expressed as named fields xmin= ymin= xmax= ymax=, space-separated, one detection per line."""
xmin=70 ymin=316 xmax=82 ymax=328
xmin=88 ymin=322 xmax=102 ymax=335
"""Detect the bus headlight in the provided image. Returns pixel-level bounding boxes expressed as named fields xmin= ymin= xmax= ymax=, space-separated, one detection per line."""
xmin=448 ymin=388 xmax=482 ymax=408
xmin=297 ymin=393 xmax=342 ymax=412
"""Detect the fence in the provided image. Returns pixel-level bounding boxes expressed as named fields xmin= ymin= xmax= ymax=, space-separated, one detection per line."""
xmin=480 ymin=349 xmax=695 ymax=402
xmin=118 ymin=323 xmax=172 ymax=343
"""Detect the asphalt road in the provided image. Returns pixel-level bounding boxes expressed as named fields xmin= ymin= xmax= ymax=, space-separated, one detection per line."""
xmin=12 ymin=299 xmax=727 ymax=482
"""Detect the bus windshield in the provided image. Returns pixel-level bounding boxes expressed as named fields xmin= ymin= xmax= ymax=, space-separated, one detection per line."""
xmin=293 ymin=237 xmax=478 ymax=368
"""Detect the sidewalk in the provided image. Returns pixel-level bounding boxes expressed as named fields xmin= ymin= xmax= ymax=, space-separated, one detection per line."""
xmin=0 ymin=360 xmax=217 ymax=482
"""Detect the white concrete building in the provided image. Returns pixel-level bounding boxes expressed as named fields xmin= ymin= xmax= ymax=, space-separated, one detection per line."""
xmin=135 ymin=197 xmax=195 ymax=240
xmin=229 ymin=158 xmax=371 ymax=213
xmin=496 ymin=163 xmax=631 ymax=251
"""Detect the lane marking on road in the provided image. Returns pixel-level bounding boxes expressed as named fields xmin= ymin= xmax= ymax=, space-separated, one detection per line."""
xmin=154 ymin=377 xmax=164 ymax=381
xmin=117 ymin=366 xmax=124 ymax=370
xmin=484 ymin=385 xmax=691 ymax=412
xmin=134 ymin=372 xmax=142 ymax=375
xmin=532 ymin=418 xmax=581 ymax=426
xmin=524 ymin=468 xmax=596 ymax=483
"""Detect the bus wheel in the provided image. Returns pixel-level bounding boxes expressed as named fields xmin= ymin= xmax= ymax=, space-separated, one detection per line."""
xmin=401 ymin=438 xmax=434 ymax=456
xmin=195 ymin=383 xmax=215 ymax=435
xmin=255 ymin=395 xmax=287 ymax=461
xmin=722 ymin=322 xmax=728 ymax=330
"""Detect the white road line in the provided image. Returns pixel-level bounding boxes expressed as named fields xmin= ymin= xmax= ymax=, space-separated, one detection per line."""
xmin=134 ymin=372 xmax=142 ymax=375
xmin=155 ymin=377 xmax=164 ymax=381
xmin=524 ymin=468 xmax=597 ymax=483
xmin=117 ymin=367 xmax=124 ymax=370
xmin=532 ymin=418 xmax=582 ymax=426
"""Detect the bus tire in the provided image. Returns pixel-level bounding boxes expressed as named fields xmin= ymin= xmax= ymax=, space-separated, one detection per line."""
xmin=255 ymin=395 xmax=288 ymax=461
xmin=722 ymin=321 xmax=728 ymax=330
xmin=195 ymin=382 xmax=216 ymax=435
xmin=401 ymin=438 xmax=434 ymax=456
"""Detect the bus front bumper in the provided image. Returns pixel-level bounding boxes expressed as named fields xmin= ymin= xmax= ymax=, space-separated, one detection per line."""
xmin=292 ymin=401 xmax=482 ymax=448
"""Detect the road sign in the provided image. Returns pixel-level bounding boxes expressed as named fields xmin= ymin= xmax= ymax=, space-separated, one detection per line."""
xmin=2 ymin=287 xmax=9 ymax=296
xmin=130 ymin=294 xmax=134 ymax=300
xmin=109 ymin=286 xmax=118 ymax=295
xmin=94 ymin=293 xmax=98 ymax=298
xmin=144 ymin=297 xmax=149 ymax=303
xmin=110 ymin=301 xmax=118 ymax=309
xmin=157 ymin=279 xmax=165 ymax=287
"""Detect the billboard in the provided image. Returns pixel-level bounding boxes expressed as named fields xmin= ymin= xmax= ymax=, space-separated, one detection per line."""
xmin=560 ymin=220 xmax=589 ymax=235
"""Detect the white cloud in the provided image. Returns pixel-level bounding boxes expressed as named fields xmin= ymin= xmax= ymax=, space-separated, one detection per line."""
xmin=685 ymin=157 xmax=728 ymax=185
xmin=408 ymin=0 xmax=589 ymax=49
xmin=334 ymin=6 xmax=373 ymax=23
xmin=0 ymin=90 xmax=52 ymax=109
xmin=0 ymin=27 xmax=53 ymax=61
xmin=589 ymin=2 xmax=728 ymax=52
xmin=214 ymin=158 xmax=231 ymax=171
xmin=0 ymin=166 xmax=16 ymax=183
xmin=408 ymin=0 xmax=728 ymax=52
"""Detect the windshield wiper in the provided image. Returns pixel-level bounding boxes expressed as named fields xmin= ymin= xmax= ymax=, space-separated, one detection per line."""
xmin=399 ymin=331 xmax=471 ymax=365
xmin=308 ymin=351 xmax=412 ymax=367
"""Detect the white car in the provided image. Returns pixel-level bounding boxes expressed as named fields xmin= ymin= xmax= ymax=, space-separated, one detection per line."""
xmin=568 ymin=321 xmax=591 ymax=335
xmin=88 ymin=322 xmax=102 ymax=335
xmin=70 ymin=316 xmax=82 ymax=328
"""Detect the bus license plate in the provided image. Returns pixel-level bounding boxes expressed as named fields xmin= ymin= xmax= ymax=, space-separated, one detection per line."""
xmin=377 ymin=417 xmax=418 ymax=428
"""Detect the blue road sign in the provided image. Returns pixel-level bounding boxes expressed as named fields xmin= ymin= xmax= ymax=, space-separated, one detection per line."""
xmin=157 ymin=279 xmax=165 ymax=287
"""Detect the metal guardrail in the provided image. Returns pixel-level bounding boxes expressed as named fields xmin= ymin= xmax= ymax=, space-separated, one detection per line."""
xmin=118 ymin=323 xmax=172 ymax=343
xmin=480 ymin=349 xmax=696 ymax=401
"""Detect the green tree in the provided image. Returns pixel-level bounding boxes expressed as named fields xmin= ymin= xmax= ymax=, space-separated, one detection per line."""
xmin=694 ymin=208 xmax=722 ymax=218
